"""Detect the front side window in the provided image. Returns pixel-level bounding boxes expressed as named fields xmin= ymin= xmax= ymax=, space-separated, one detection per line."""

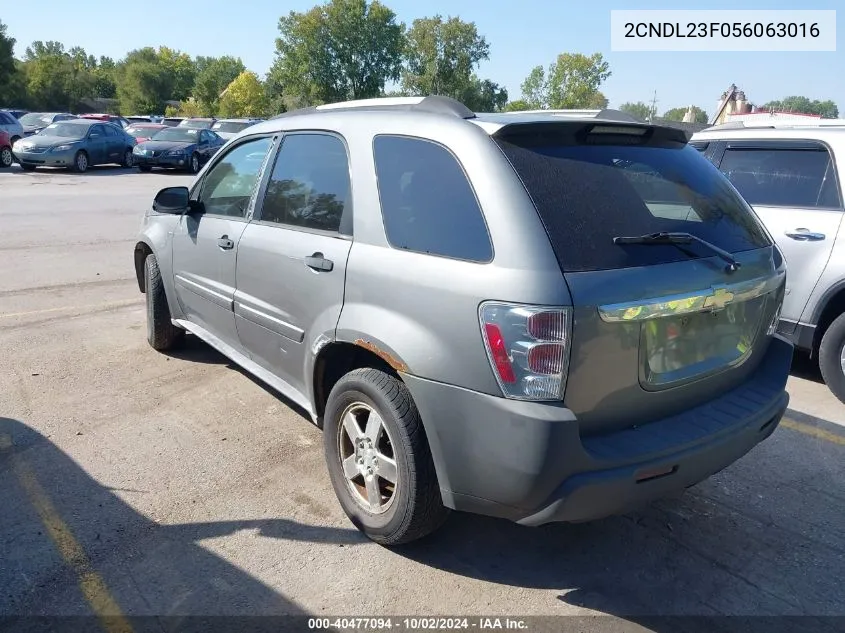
xmin=198 ymin=137 xmax=274 ymax=218
xmin=373 ymin=135 xmax=493 ymax=262
xmin=259 ymin=133 xmax=351 ymax=233
xmin=719 ymin=146 xmax=842 ymax=208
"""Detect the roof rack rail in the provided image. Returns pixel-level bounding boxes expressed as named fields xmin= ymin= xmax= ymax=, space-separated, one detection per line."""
xmin=270 ymin=95 xmax=476 ymax=120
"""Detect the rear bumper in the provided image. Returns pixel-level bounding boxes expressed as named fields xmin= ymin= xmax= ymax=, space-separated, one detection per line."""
xmin=402 ymin=335 xmax=792 ymax=525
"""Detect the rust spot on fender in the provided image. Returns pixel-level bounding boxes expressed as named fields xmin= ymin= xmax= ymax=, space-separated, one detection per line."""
xmin=354 ymin=339 xmax=409 ymax=373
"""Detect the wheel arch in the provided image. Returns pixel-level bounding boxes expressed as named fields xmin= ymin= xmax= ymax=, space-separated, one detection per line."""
xmin=813 ymin=281 xmax=845 ymax=353
xmin=133 ymin=241 xmax=154 ymax=292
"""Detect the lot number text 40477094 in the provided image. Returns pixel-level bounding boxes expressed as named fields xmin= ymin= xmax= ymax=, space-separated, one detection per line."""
xmin=307 ymin=617 xmax=529 ymax=630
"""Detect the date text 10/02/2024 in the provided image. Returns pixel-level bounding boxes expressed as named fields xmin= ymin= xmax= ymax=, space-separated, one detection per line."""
xmin=308 ymin=617 xmax=529 ymax=630
xmin=624 ymin=22 xmax=820 ymax=39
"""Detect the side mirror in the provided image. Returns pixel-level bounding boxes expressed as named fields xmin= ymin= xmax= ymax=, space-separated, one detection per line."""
xmin=153 ymin=186 xmax=191 ymax=214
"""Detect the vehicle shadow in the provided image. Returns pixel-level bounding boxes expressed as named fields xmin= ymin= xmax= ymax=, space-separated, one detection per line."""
xmin=163 ymin=334 xmax=315 ymax=422
xmin=394 ymin=410 xmax=845 ymax=625
xmin=0 ymin=416 xmax=361 ymax=631
xmin=9 ymin=165 xmax=138 ymax=177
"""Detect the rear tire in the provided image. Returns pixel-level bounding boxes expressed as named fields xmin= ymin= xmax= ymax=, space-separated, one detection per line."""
xmin=819 ymin=312 xmax=845 ymax=405
xmin=0 ymin=146 xmax=12 ymax=168
xmin=122 ymin=149 xmax=134 ymax=168
xmin=323 ymin=368 xmax=448 ymax=545
xmin=143 ymin=253 xmax=184 ymax=351
xmin=138 ymin=165 xmax=152 ymax=173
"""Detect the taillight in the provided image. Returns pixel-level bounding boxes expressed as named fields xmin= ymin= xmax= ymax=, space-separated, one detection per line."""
xmin=479 ymin=302 xmax=573 ymax=401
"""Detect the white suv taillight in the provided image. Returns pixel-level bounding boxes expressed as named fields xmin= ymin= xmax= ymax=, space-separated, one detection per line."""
xmin=479 ymin=302 xmax=573 ymax=401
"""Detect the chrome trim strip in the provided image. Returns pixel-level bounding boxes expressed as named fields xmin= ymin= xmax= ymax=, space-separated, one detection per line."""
xmin=597 ymin=273 xmax=784 ymax=323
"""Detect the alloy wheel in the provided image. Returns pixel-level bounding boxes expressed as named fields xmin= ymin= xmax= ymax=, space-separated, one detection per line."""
xmin=76 ymin=152 xmax=88 ymax=172
xmin=336 ymin=402 xmax=398 ymax=514
xmin=0 ymin=147 xmax=11 ymax=168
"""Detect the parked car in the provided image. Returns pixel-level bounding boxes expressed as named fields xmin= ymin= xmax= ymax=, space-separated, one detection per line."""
xmin=0 ymin=110 xmax=24 ymax=145
xmin=178 ymin=117 xmax=216 ymax=130
xmin=13 ymin=119 xmax=136 ymax=172
xmin=126 ymin=116 xmax=154 ymax=124
xmin=133 ymin=96 xmax=792 ymax=545
xmin=211 ymin=118 xmax=264 ymax=140
xmin=19 ymin=112 xmax=77 ymax=137
xmin=693 ymin=122 xmax=845 ymax=403
xmin=78 ymin=113 xmax=131 ymax=129
xmin=125 ymin=123 xmax=168 ymax=143
xmin=1 ymin=108 xmax=29 ymax=119
xmin=160 ymin=117 xmax=184 ymax=127
xmin=133 ymin=126 xmax=224 ymax=173
xmin=0 ymin=130 xmax=14 ymax=168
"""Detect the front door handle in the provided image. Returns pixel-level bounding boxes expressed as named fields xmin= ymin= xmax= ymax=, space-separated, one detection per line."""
xmin=785 ymin=228 xmax=826 ymax=241
xmin=304 ymin=252 xmax=334 ymax=272
xmin=217 ymin=235 xmax=235 ymax=250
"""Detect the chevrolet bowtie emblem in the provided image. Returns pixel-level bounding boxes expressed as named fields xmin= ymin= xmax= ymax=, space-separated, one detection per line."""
xmin=703 ymin=287 xmax=735 ymax=311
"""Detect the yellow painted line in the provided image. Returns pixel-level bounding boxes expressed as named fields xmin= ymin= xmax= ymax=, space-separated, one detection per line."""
xmin=781 ymin=417 xmax=845 ymax=446
xmin=0 ymin=298 xmax=143 ymax=319
xmin=0 ymin=433 xmax=134 ymax=633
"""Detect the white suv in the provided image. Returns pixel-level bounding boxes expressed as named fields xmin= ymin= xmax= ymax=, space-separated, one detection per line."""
xmin=693 ymin=123 xmax=845 ymax=403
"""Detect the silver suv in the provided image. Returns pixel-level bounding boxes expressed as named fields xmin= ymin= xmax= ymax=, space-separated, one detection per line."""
xmin=692 ymin=123 xmax=845 ymax=404
xmin=134 ymin=96 xmax=792 ymax=544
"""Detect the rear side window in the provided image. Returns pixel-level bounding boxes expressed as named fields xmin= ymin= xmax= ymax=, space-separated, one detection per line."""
xmin=260 ymin=133 xmax=350 ymax=233
xmin=495 ymin=135 xmax=771 ymax=272
xmin=719 ymin=146 xmax=842 ymax=208
xmin=0 ymin=112 xmax=12 ymax=124
xmin=373 ymin=135 xmax=493 ymax=262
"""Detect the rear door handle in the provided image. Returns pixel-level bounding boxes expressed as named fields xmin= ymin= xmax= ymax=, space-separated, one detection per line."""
xmin=217 ymin=235 xmax=235 ymax=250
xmin=304 ymin=252 xmax=333 ymax=272
xmin=785 ymin=228 xmax=826 ymax=241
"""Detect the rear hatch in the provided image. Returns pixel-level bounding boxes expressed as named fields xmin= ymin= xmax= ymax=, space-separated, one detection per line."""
xmin=493 ymin=120 xmax=785 ymax=435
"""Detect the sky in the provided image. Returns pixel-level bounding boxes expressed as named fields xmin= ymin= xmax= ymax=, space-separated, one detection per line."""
xmin=2 ymin=0 xmax=843 ymax=116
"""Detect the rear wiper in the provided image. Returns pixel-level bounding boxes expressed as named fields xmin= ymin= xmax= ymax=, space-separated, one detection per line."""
xmin=613 ymin=231 xmax=741 ymax=273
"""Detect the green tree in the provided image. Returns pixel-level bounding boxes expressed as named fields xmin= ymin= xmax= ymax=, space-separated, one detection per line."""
xmin=0 ymin=21 xmax=19 ymax=97
xmin=519 ymin=52 xmax=611 ymax=109
xmin=218 ymin=71 xmax=270 ymax=118
xmin=762 ymin=96 xmax=839 ymax=119
xmin=269 ymin=0 xmax=404 ymax=106
xmin=159 ymin=47 xmax=196 ymax=101
xmin=459 ymin=77 xmax=507 ymax=112
xmin=116 ymin=48 xmax=171 ymax=114
xmin=619 ymin=101 xmax=652 ymax=120
xmin=23 ymin=41 xmax=94 ymax=111
xmin=193 ymin=55 xmax=245 ymax=114
xmin=503 ymin=99 xmax=531 ymax=112
xmin=401 ymin=15 xmax=488 ymax=98
xmin=92 ymin=56 xmax=117 ymax=98
xmin=586 ymin=91 xmax=609 ymax=109
xmin=663 ymin=105 xmax=708 ymax=123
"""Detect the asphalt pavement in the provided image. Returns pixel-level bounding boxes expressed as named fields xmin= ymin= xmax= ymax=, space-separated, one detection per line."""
xmin=1 ymin=164 xmax=844 ymax=631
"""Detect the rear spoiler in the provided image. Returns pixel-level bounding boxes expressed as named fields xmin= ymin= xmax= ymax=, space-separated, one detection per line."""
xmin=492 ymin=119 xmax=691 ymax=147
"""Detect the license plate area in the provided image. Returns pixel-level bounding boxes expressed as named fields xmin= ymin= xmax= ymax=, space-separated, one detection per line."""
xmin=639 ymin=296 xmax=766 ymax=390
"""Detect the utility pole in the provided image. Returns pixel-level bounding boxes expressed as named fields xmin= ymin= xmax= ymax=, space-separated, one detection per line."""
xmin=649 ymin=90 xmax=658 ymax=122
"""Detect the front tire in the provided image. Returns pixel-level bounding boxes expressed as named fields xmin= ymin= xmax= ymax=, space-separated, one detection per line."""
xmin=188 ymin=153 xmax=200 ymax=174
xmin=143 ymin=253 xmax=184 ymax=351
xmin=72 ymin=150 xmax=89 ymax=173
xmin=323 ymin=368 xmax=448 ymax=545
xmin=819 ymin=312 xmax=845 ymax=404
xmin=0 ymin=146 xmax=12 ymax=168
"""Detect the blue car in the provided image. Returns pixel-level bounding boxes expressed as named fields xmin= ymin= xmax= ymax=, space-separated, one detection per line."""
xmin=12 ymin=119 xmax=136 ymax=172
xmin=133 ymin=126 xmax=225 ymax=173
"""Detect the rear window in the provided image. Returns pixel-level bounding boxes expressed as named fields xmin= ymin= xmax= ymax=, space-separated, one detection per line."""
xmin=495 ymin=135 xmax=771 ymax=272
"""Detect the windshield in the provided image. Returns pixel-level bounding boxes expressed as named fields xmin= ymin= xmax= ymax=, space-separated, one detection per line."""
xmin=127 ymin=126 xmax=163 ymax=139
xmin=20 ymin=113 xmax=54 ymax=127
xmin=212 ymin=121 xmax=251 ymax=133
xmin=151 ymin=128 xmax=200 ymax=142
xmin=41 ymin=123 xmax=87 ymax=139
xmin=179 ymin=119 xmax=213 ymax=129
xmin=495 ymin=136 xmax=771 ymax=272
